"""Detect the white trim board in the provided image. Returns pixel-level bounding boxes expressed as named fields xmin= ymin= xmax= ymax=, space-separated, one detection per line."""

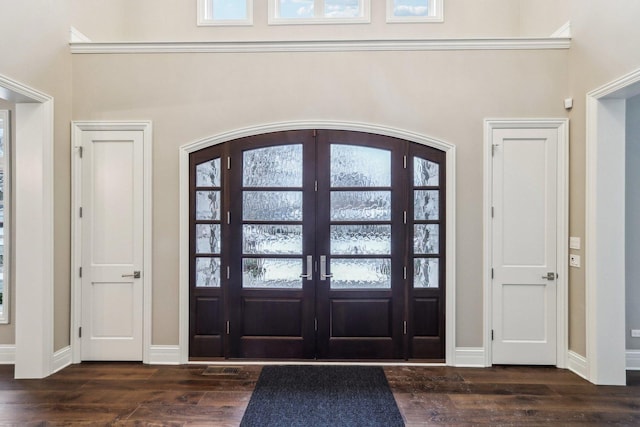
xmin=70 ymin=121 xmax=153 ymax=365
xmin=0 ymin=74 xmax=55 ymax=379
xmin=585 ymin=68 xmax=640 ymax=385
xmin=454 ymin=347 xmax=485 ymax=368
xmin=179 ymin=121 xmax=457 ymax=365
xmin=0 ymin=345 xmax=15 ymax=364
xmin=627 ymin=350 xmax=640 ymax=371
xmin=483 ymin=118 xmax=569 ymax=368
xmin=568 ymin=350 xmax=588 ymax=380
xmin=149 ymin=346 xmax=181 ymax=365
xmin=52 ymin=346 xmax=72 ymax=374
xmin=70 ymin=37 xmax=571 ymax=54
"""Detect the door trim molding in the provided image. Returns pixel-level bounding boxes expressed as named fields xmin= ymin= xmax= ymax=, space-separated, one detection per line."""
xmin=71 ymin=121 xmax=153 ymax=364
xmin=0 ymin=73 xmax=55 ymax=379
xmin=483 ymin=118 xmax=569 ymax=368
xmin=179 ymin=121 xmax=457 ymax=364
xmin=585 ymin=67 xmax=640 ymax=385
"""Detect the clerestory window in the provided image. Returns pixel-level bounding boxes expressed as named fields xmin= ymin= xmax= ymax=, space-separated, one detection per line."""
xmin=269 ymin=0 xmax=370 ymax=24
xmin=387 ymin=0 xmax=443 ymax=23
xmin=198 ymin=0 xmax=253 ymax=26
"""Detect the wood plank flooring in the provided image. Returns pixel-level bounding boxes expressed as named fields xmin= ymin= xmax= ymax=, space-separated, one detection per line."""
xmin=0 ymin=363 xmax=637 ymax=425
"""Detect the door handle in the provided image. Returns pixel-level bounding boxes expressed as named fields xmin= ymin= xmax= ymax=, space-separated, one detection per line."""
xmin=542 ymin=272 xmax=556 ymax=281
xmin=320 ymin=255 xmax=333 ymax=280
xmin=299 ymin=255 xmax=313 ymax=280
xmin=122 ymin=271 xmax=141 ymax=279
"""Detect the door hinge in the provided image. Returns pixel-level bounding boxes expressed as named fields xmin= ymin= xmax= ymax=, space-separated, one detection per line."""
xmin=403 ymin=155 xmax=407 ymax=169
xmin=403 ymin=266 xmax=407 ymax=280
xmin=227 ymin=211 xmax=230 ymax=225
xmin=403 ymin=211 xmax=407 ymax=224
xmin=227 ymin=157 xmax=231 ymax=170
xmin=313 ymin=129 xmax=317 ymax=137
xmin=78 ymin=146 xmax=83 ymax=158
xmin=403 ymin=321 xmax=407 ymax=335
xmin=491 ymin=207 xmax=494 ymax=218
xmin=79 ymin=267 xmax=82 ymax=278
xmin=314 ymin=318 xmax=318 ymax=332
xmin=492 ymin=144 xmax=498 ymax=156
xmin=227 ymin=266 xmax=230 ymax=280
xmin=226 ymin=321 xmax=230 ymax=335
xmin=79 ymin=327 xmax=82 ymax=338
xmin=315 ymin=180 xmax=318 ymax=192
xmin=491 ymin=329 xmax=494 ymax=341
xmin=491 ymin=268 xmax=494 ymax=279
xmin=79 ymin=207 xmax=83 ymax=218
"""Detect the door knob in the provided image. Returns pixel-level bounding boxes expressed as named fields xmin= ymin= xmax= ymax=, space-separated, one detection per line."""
xmin=320 ymin=255 xmax=333 ymax=280
xmin=122 ymin=271 xmax=141 ymax=279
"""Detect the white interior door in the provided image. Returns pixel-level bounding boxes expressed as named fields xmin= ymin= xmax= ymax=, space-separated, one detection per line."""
xmin=491 ymin=128 xmax=558 ymax=365
xmin=80 ymin=130 xmax=144 ymax=360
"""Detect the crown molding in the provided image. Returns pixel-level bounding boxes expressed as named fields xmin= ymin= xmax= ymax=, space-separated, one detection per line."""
xmin=70 ymin=37 xmax=570 ymax=54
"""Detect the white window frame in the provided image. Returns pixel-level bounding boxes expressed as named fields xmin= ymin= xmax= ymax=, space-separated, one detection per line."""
xmin=197 ymin=0 xmax=253 ymax=26
xmin=269 ymin=0 xmax=371 ymax=25
xmin=0 ymin=110 xmax=10 ymax=324
xmin=386 ymin=0 xmax=444 ymax=23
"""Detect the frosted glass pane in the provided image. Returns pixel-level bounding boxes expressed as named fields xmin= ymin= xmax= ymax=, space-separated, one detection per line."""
xmin=196 ymin=158 xmax=221 ymax=187
xmin=331 ymin=225 xmax=391 ymax=255
xmin=394 ymin=0 xmax=429 ymax=17
xmin=325 ymin=0 xmax=360 ymax=18
xmin=196 ymin=191 xmax=221 ymax=220
xmin=414 ymin=157 xmax=439 ymax=186
xmin=331 ymin=145 xmax=390 ymax=187
xmin=195 ymin=257 xmax=221 ymax=287
xmin=243 ymin=225 xmax=302 ymax=255
xmin=243 ymin=191 xmax=302 ymax=221
xmin=331 ymin=258 xmax=391 ymax=289
xmin=243 ymin=145 xmax=302 ymax=187
xmin=414 ymin=258 xmax=439 ymax=288
xmin=212 ymin=0 xmax=247 ymax=20
xmin=196 ymin=224 xmax=221 ymax=254
xmin=243 ymin=258 xmax=302 ymax=289
xmin=414 ymin=190 xmax=439 ymax=220
xmin=414 ymin=224 xmax=439 ymax=255
xmin=331 ymin=191 xmax=391 ymax=221
xmin=278 ymin=0 xmax=313 ymax=18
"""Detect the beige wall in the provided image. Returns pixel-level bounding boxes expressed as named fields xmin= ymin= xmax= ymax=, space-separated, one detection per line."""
xmin=71 ymin=0 xmax=521 ymax=41
xmin=0 ymin=100 xmax=14 ymax=344
xmin=72 ymin=48 xmax=568 ymax=346
xmin=0 ymin=0 xmax=73 ymax=351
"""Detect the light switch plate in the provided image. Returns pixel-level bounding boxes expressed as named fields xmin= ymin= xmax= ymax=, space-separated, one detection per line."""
xmin=569 ymin=254 xmax=581 ymax=268
xmin=569 ymin=236 xmax=581 ymax=250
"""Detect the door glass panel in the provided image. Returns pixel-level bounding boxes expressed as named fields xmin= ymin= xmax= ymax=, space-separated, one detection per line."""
xmin=414 ymin=224 xmax=439 ymax=254
xmin=196 ymin=158 xmax=221 ymax=187
xmin=331 ymin=145 xmax=391 ymax=187
xmin=196 ymin=191 xmax=221 ymax=220
xmin=330 ymin=225 xmax=391 ymax=255
xmin=243 ymin=145 xmax=303 ymax=187
xmin=196 ymin=224 xmax=221 ymax=254
xmin=330 ymin=258 xmax=391 ymax=289
xmin=195 ymin=257 xmax=221 ymax=287
xmin=243 ymin=191 xmax=303 ymax=221
xmin=243 ymin=224 xmax=302 ymax=254
xmin=414 ymin=157 xmax=439 ymax=186
xmin=414 ymin=190 xmax=439 ymax=220
xmin=330 ymin=191 xmax=391 ymax=221
xmin=414 ymin=258 xmax=438 ymax=288
xmin=242 ymin=258 xmax=302 ymax=289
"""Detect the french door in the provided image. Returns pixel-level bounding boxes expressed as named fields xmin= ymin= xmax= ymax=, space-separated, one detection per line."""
xmin=190 ymin=130 xmax=445 ymax=360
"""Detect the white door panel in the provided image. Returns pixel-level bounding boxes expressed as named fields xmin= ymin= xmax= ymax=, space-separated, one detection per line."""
xmin=81 ymin=130 xmax=144 ymax=361
xmin=492 ymin=129 xmax=558 ymax=365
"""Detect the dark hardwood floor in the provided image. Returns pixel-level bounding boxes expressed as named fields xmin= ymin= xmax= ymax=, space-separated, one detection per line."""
xmin=0 ymin=363 xmax=637 ymax=425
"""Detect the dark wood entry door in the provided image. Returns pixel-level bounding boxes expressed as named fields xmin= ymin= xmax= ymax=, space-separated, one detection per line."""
xmin=189 ymin=130 xmax=446 ymax=361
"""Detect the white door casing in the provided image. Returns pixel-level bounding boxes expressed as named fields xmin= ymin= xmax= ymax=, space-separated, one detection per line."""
xmin=72 ymin=122 xmax=152 ymax=363
xmin=484 ymin=119 xmax=568 ymax=368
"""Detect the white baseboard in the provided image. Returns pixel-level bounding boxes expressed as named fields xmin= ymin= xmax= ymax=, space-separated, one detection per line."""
xmin=567 ymin=350 xmax=588 ymax=379
xmin=0 ymin=345 xmax=15 ymax=364
xmin=149 ymin=345 xmax=181 ymax=365
xmin=627 ymin=349 xmax=640 ymax=371
xmin=454 ymin=347 xmax=486 ymax=367
xmin=52 ymin=346 xmax=72 ymax=373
